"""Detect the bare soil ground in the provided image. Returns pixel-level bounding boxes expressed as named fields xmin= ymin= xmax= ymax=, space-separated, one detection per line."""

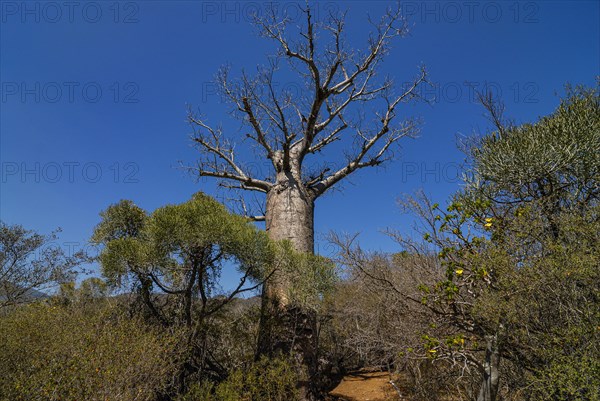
xmin=328 ymin=371 xmax=406 ymax=401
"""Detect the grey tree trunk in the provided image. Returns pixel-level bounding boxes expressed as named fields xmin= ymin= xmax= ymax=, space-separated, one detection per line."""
xmin=477 ymin=333 xmax=501 ymax=401
xmin=264 ymin=170 xmax=315 ymax=303
xmin=266 ymin=175 xmax=314 ymax=252
xmin=256 ymin=167 xmax=319 ymax=400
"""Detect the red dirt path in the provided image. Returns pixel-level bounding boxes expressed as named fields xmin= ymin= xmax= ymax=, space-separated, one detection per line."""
xmin=328 ymin=371 xmax=405 ymax=401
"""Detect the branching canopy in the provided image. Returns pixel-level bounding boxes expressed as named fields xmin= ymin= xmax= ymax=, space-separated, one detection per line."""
xmin=187 ymin=4 xmax=428 ymax=211
xmin=0 ymin=223 xmax=84 ymax=308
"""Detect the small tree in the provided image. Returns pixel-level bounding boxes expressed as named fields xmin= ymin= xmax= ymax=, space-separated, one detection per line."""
xmin=465 ymin=84 xmax=599 ymax=237
xmin=57 ymin=277 xmax=109 ymax=304
xmin=398 ymin=85 xmax=599 ymax=401
xmin=92 ymin=192 xmax=274 ymax=387
xmin=0 ymin=222 xmax=84 ymax=308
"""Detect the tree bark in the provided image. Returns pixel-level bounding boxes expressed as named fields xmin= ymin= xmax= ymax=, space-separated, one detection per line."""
xmin=264 ymin=170 xmax=315 ymax=303
xmin=256 ymin=167 xmax=319 ymax=400
xmin=477 ymin=333 xmax=501 ymax=401
xmin=266 ymin=176 xmax=314 ymax=252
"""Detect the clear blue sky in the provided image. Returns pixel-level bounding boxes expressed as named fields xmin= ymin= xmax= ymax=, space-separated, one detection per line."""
xmin=1 ymin=1 xmax=598 ymax=286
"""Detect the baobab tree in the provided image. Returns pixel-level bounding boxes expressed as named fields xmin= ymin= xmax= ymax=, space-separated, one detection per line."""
xmin=190 ymin=3 xmax=426 ymax=294
xmin=187 ymin=3 xmax=427 ymax=384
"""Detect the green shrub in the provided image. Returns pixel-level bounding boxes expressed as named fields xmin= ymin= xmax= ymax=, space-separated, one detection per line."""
xmin=529 ymin=354 xmax=600 ymax=401
xmin=0 ymin=301 xmax=183 ymax=401
xmin=180 ymin=356 xmax=299 ymax=401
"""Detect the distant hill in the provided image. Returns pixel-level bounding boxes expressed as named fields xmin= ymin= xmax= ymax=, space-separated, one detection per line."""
xmin=0 ymin=283 xmax=49 ymax=304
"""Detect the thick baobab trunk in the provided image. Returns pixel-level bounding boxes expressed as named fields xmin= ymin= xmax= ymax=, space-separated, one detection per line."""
xmin=477 ymin=333 xmax=501 ymax=401
xmin=266 ymin=175 xmax=314 ymax=252
xmin=257 ymin=169 xmax=319 ymax=400
xmin=264 ymin=170 xmax=315 ymax=303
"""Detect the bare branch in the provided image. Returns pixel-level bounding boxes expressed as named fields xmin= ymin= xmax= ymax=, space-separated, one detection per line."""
xmin=188 ymin=111 xmax=273 ymax=192
xmin=217 ymin=68 xmax=279 ymax=167
xmin=192 ymin=4 xmax=428 ymax=203
xmin=328 ymin=6 xmax=407 ymax=95
xmin=477 ymin=90 xmax=511 ymax=136
xmin=221 ymin=192 xmax=267 ymax=221
xmin=310 ymin=68 xmax=427 ymax=197
xmin=308 ymin=116 xmax=348 ymax=154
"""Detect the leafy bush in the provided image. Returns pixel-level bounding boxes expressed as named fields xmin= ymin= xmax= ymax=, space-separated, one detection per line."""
xmin=179 ymin=356 xmax=299 ymax=401
xmin=0 ymin=301 xmax=183 ymax=401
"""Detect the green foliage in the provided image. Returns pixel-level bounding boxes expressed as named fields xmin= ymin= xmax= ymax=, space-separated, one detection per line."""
xmin=153 ymin=192 xmax=272 ymax=276
xmin=93 ymin=193 xmax=273 ymax=286
xmin=275 ymin=241 xmax=337 ymax=311
xmin=91 ymin=192 xmax=273 ymax=324
xmin=466 ymin=84 xmax=599 ymax=217
xmin=91 ymin=199 xmax=147 ymax=243
xmin=57 ymin=278 xmax=109 ymax=304
xmin=78 ymin=277 xmax=109 ymax=299
xmin=529 ymin=354 xmax=600 ymax=401
xmin=418 ymin=193 xmax=600 ymax=399
xmin=397 ymin=84 xmax=600 ymax=399
xmin=91 ymin=192 xmax=281 ymax=392
xmin=0 ymin=223 xmax=85 ymax=308
xmin=179 ymin=357 xmax=299 ymax=401
xmin=0 ymin=301 xmax=183 ymax=401
xmin=463 ymin=88 xmax=600 ymax=398
xmin=490 ymin=210 xmax=600 ymax=400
